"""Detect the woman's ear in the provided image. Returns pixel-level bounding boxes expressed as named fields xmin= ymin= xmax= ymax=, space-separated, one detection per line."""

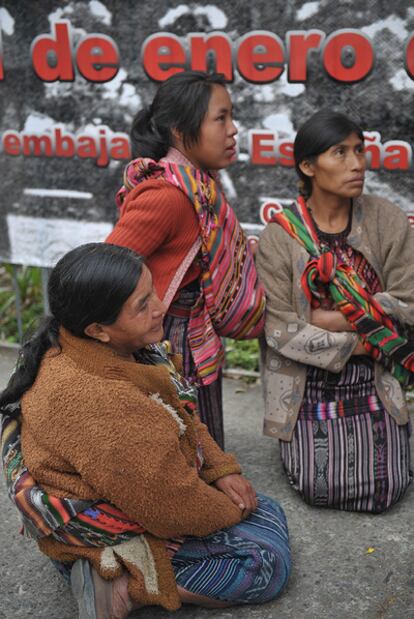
xmin=171 ymin=127 xmax=183 ymax=148
xmin=299 ymin=159 xmax=314 ymax=178
xmin=84 ymin=323 xmax=110 ymax=343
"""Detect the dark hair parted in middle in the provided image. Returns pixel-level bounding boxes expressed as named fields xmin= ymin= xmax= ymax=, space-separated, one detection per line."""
xmin=48 ymin=242 xmax=144 ymax=337
xmin=294 ymin=110 xmax=364 ymax=198
xmin=130 ymin=70 xmax=227 ymax=160
xmin=0 ymin=243 xmax=144 ymax=409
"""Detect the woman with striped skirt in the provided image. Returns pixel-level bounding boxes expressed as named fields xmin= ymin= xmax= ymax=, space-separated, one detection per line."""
xmin=1 ymin=243 xmax=289 ymax=618
xmin=106 ymin=71 xmax=265 ymax=449
xmin=257 ymin=110 xmax=413 ymax=512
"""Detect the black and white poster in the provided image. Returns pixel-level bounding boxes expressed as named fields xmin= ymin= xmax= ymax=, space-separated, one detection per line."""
xmin=0 ymin=0 xmax=413 ymax=266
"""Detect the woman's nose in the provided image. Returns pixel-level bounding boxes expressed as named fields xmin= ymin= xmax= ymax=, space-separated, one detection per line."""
xmin=229 ymin=119 xmax=238 ymax=136
xmin=350 ymin=152 xmax=365 ymax=170
xmin=153 ymin=297 xmax=167 ymax=316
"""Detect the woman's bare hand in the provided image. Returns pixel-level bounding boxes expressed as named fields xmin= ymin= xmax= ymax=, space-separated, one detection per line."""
xmin=311 ymin=309 xmax=354 ymax=332
xmin=247 ymin=236 xmax=259 ymax=257
xmin=352 ymin=340 xmax=368 ymax=355
xmin=214 ymin=474 xmax=257 ymax=519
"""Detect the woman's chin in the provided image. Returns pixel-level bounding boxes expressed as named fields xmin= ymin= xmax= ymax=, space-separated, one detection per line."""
xmin=148 ymin=326 xmax=164 ymax=344
xmin=347 ymin=184 xmax=365 ymax=197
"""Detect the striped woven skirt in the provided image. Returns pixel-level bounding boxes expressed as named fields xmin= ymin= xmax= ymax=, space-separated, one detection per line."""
xmin=171 ymin=494 xmax=290 ymax=603
xmin=163 ymin=286 xmax=224 ymax=448
xmin=53 ymin=495 xmax=291 ymax=604
xmin=280 ymin=359 xmax=412 ymax=513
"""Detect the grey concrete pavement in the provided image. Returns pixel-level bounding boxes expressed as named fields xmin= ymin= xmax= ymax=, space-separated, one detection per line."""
xmin=0 ymin=348 xmax=413 ymax=619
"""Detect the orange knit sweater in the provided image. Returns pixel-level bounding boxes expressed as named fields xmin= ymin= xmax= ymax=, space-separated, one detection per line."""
xmin=106 ymin=179 xmax=201 ymax=301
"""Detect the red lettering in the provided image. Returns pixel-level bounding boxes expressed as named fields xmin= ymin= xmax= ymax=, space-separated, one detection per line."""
xmin=110 ymin=136 xmax=131 ymax=160
xmin=139 ymin=28 xmax=383 ymax=85
xmin=287 ymin=30 xmax=324 ymax=81
xmin=22 ymin=134 xmax=53 ymax=156
xmin=322 ymin=30 xmax=374 ymax=82
xmin=190 ymin=33 xmax=233 ymax=81
xmin=363 ymin=133 xmax=382 ymax=169
xmin=142 ymin=34 xmax=186 ymax=81
xmin=96 ymin=129 xmax=109 ymax=167
xmin=237 ymin=32 xmax=284 ymax=83
xmin=383 ymin=142 xmax=411 ymax=170
xmin=77 ymin=136 xmax=97 ymax=159
xmin=55 ymin=128 xmax=75 ymax=157
xmin=259 ymin=201 xmax=284 ymax=224
xmin=2 ymin=127 xmax=132 ymax=164
xmin=364 ymin=144 xmax=381 ymax=169
xmin=278 ymin=141 xmax=294 ymax=167
xmin=249 ymin=132 xmax=276 ymax=165
xmin=405 ymin=34 xmax=414 ymax=79
xmin=31 ymin=21 xmax=74 ymax=81
xmin=2 ymin=131 xmax=21 ymax=155
xmin=76 ymin=35 xmax=119 ymax=82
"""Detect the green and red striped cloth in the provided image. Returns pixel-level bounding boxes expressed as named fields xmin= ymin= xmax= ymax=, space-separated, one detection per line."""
xmin=271 ymin=196 xmax=414 ymax=388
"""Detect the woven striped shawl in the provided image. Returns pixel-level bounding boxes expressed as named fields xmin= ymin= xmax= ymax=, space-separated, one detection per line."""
xmin=116 ymin=158 xmax=265 ymax=385
xmin=271 ymin=196 xmax=414 ymax=388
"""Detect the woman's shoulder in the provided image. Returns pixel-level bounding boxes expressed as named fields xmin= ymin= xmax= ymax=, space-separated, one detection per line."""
xmin=259 ymin=212 xmax=298 ymax=248
xmin=23 ymin=350 xmax=150 ymax=425
xmin=359 ymin=193 xmax=404 ymax=215
xmin=124 ymin=178 xmax=190 ymax=206
xmin=120 ymin=178 xmax=194 ymax=225
xmin=29 ymin=349 xmax=126 ymax=394
xmin=358 ymin=193 xmax=409 ymax=229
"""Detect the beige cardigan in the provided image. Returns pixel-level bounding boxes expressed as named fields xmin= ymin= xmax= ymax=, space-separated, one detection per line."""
xmin=256 ymin=194 xmax=414 ymax=441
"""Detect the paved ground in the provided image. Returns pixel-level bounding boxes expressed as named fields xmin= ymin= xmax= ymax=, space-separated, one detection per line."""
xmin=0 ymin=347 xmax=413 ymax=619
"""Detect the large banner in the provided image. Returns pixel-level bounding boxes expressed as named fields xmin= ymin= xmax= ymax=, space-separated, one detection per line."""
xmin=0 ymin=0 xmax=413 ymax=266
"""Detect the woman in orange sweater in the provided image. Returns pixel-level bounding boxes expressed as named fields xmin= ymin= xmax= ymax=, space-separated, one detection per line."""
xmin=106 ymin=71 xmax=265 ymax=448
xmin=1 ymin=243 xmax=290 ymax=618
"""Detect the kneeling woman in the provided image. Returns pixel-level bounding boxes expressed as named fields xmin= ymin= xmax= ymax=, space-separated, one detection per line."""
xmin=1 ymin=243 xmax=290 ymax=618
xmin=257 ymin=110 xmax=413 ymax=513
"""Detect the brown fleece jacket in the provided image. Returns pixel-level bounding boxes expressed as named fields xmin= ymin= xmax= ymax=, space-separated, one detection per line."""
xmin=21 ymin=329 xmax=242 ymax=610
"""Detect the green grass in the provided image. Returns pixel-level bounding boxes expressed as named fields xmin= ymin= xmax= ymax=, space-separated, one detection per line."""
xmin=0 ymin=265 xmax=44 ymax=343
xmin=224 ymin=338 xmax=259 ymax=372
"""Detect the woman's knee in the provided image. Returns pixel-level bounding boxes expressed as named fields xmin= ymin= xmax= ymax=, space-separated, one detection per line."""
xmin=241 ymin=495 xmax=291 ymax=603
xmin=262 ymin=546 xmax=291 ymax=602
xmin=231 ymin=542 xmax=291 ymax=604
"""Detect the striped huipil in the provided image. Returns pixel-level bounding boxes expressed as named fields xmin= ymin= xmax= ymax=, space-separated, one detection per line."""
xmin=280 ymin=216 xmax=412 ymax=512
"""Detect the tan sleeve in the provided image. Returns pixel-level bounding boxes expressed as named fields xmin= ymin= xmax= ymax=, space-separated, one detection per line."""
xmin=257 ymin=223 xmax=358 ymax=373
xmin=372 ymin=198 xmax=414 ymax=326
xmin=54 ymin=384 xmax=242 ymax=539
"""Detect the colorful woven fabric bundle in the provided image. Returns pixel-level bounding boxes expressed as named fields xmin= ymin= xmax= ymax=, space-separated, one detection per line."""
xmin=0 ymin=411 xmax=137 ymax=545
xmin=271 ymin=196 xmax=414 ymax=387
xmin=117 ymin=158 xmax=265 ymax=385
xmin=0 ymin=343 xmax=195 ymax=548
